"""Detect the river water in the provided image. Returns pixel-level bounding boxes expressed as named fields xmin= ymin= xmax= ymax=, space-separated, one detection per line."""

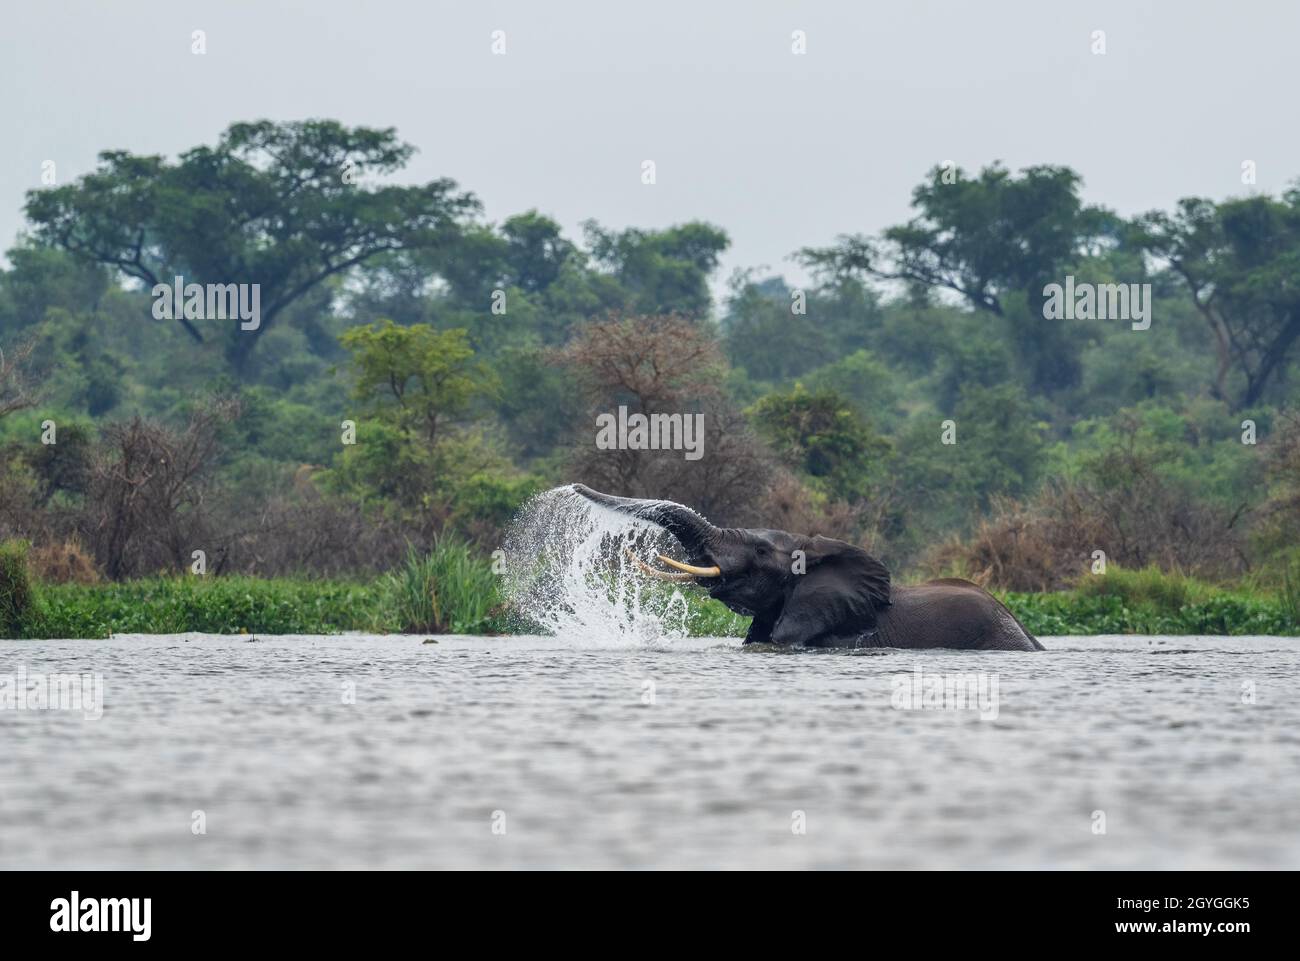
xmin=1 ymin=632 xmax=1296 ymax=869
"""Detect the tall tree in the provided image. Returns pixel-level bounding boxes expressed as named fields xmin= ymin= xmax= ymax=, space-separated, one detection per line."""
xmin=0 ymin=243 xmax=110 ymax=334
xmin=748 ymin=386 xmax=891 ymax=502
xmin=1133 ymin=189 xmax=1300 ymax=408
xmin=24 ymin=120 xmax=478 ymax=373
xmin=0 ymin=336 xmax=39 ymax=420
xmin=584 ymin=221 xmax=729 ymax=318
xmin=801 ymin=163 xmax=1116 ymax=392
xmin=555 ymin=313 xmax=770 ymax=524
xmin=338 ymin=319 xmax=491 ymax=446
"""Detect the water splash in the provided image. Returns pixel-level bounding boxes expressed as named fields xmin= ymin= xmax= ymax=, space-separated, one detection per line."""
xmin=502 ymin=485 xmax=700 ymax=643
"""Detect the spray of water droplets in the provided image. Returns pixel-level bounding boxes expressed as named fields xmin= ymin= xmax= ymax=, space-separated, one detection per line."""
xmin=501 ymin=485 xmax=703 ymax=643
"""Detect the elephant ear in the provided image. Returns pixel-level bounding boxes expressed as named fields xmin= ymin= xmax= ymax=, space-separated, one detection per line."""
xmin=771 ymin=536 xmax=891 ymax=646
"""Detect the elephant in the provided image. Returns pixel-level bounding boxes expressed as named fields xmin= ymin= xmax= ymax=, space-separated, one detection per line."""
xmin=573 ymin=484 xmax=1044 ymax=651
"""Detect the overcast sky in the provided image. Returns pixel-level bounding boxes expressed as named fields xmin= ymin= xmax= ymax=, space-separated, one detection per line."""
xmin=3 ymin=0 xmax=1297 ymax=293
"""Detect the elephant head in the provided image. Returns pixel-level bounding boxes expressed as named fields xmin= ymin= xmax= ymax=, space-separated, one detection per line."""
xmin=572 ymin=484 xmax=891 ymax=645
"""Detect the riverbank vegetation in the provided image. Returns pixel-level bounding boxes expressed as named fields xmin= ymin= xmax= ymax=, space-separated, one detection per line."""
xmin=5 ymin=539 xmax=1296 ymax=639
xmin=3 ymin=119 xmax=1300 ymax=638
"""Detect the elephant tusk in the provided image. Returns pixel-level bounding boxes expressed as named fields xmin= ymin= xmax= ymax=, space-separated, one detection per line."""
xmin=624 ymin=549 xmax=697 ymax=581
xmin=656 ymin=554 xmax=722 ymax=578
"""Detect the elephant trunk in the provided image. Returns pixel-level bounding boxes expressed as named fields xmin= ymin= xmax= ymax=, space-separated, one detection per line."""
xmin=571 ymin=484 xmax=718 ymax=558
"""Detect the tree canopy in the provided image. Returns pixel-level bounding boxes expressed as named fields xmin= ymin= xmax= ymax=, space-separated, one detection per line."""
xmin=24 ymin=120 xmax=478 ymax=371
xmin=4 ymin=127 xmax=1300 ymax=588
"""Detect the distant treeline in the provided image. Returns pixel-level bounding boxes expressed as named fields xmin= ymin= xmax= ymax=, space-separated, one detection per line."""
xmin=1 ymin=119 xmax=1299 ymax=596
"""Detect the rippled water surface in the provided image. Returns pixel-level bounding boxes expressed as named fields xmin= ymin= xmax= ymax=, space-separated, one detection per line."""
xmin=2 ymin=633 xmax=1297 ymax=869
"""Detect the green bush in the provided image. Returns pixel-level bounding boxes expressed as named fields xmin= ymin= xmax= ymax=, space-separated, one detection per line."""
xmin=1072 ymin=564 xmax=1202 ymax=609
xmin=1003 ymin=584 xmax=1299 ymax=636
xmin=0 ymin=539 xmax=39 ymax=637
xmin=34 ymin=575 xmax=387 ymax=639
xmin=1281 ymin=555 xmax=1300 ymax=631
xmin=383 ymin=539 xmax=505 ymax=634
